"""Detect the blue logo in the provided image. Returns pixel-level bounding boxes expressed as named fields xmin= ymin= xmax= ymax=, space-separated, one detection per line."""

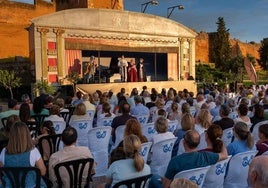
xmin=163 ymin=143 xmax=173 ymax=153
xmin=96 ymin=131 xmax=107 ymax=139
xmin=148 ymin=127 xmax=156 ymax=134
xmin=55 ymin=124 xmax=60 ymax=131
xmin=103 ymin=120 xmax=112 ymax=126
xmin=227 ymin=132 xmax=233 ymax=139
xmin=139 ymin=117 xmax=147 ymax=124
xmin=79 ymin=122 xmax=88 ymax=129
xmin=242 ymin=155 xmax=254 ymax=167
xmin=215 ymin=162 xmax=227 ymax=175
xmin=168 ymin=125 xmax=175 ymax=132
xmin=190 ymin=173 xmax=205 ymax=185
xmin=141 ymin=147 xmax=148 ymax=156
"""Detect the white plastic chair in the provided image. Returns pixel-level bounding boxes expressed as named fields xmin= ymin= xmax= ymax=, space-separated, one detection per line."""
xmin=203 ymin=156 xmax=231 ymax=188
xmin=140 ymin=142 xmax=152 ymax=164
xmin=174 ymin=166 xmax=211 ymax=188
xmin=228 ymin=112 xmax=238 ymax=120
xmin=96 ymin=117 xmax=114 ymax=127
xmin=88 ymin=126 xmax=111 ymax=177
xmin=223 ymin=150 xmax=258 ymax=188
xmin=134 ymin=115 xmax=149 ymax=125
xmin=142 ymin=123 xmax=157 ymax=141
xmin=196 ymin=132 xmax=206 ymax=150
xmin=150 ymin=137 xmax=177 ymax=177
xmin=52 ymin=121 xmax=66 ymax=134
xmin=177 ymin=138 xmax=185 ymax=155
xmin=222 ymin=127 xmax=233 ymax=146
xmin=87 ymin=110 xmax=95 ymax=119
xmin=70 ymin=119 xmax=93 ymax=147
xmin=262 ymin=150 xmax=268 ymax=155
xmin=168 ymin=120 xmax=178 ymax=133
xmin=113 ymin=125 xmax=126 ymax=148
xmin=252 ymin=120 xmax=268 ymax=144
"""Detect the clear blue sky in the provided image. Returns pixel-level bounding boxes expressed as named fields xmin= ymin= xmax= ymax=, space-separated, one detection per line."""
xmin=15 ymin=0 xmax=268 ymax=43
xmin=124 ymin=0 xmax=268 ymax=43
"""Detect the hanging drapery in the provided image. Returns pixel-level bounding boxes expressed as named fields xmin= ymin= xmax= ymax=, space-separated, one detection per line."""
xmin=65 ymin=50 xmax=82 ymax=76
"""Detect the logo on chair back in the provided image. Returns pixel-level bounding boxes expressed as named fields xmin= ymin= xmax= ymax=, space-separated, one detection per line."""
xmin=215 ymin=162 xmax=228 ymax=175
xmin=96 ymin=131 xmax=107 ymax=139
xmin=242 ymin=155 xmax=254 ymax=167
xmin=79 ymin=122 xmax=88 ymax=129
xmin=55 ymin=124 xmax=60 ymax=131
xmin=103 ymin=120 xmax=112 ymax=126
xmin=148 ymin=127 xmax=156 ymax=134
xmin=227 ymin=132 xmax=232 ymax=139
xmin=140 ymin=147 xmax=148 ymax=157
xmin=163 ymin=143 xmax=173 ymax=153
xmin=190 ymin=173 xmax=205 ymax=186
xmin=168 ymin=125 xmax=175 ymax=132
xmin=139 ymin=117 xmax=147 ymax=124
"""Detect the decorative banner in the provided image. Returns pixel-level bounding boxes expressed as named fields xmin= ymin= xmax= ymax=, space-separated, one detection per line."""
xmin=244 ymin=58 xmax=257 ymax=84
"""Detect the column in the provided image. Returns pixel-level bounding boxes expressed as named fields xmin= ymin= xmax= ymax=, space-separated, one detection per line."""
xmin=53 ymin=28 xmax=65 ymax=80
xmin=189 ymin=38 xmax=195 ymax=79
xmin=37 ymin=27 xmax=49 ymax=81
xmin=179 ymin=38 xmax=186 ymax=80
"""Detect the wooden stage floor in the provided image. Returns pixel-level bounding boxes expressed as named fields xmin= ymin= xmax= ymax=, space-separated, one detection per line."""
xmin=77 ymin=80 xmax=197 ymax=95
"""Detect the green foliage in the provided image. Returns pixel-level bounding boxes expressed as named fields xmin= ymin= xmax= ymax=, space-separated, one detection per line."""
xmin=259 ymin=38 xmax=268 ymax=70
xmin=66 ymin=71 xmax=81 ymax=84
xmin=0 ymin=70 xmax=22 ymax=99
xmin=33 ymin=81 xmax=55 ymax=95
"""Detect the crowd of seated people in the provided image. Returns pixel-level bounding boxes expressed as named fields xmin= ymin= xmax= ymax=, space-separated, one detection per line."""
xmin=0 ymin=84 xmax=267 ymax=187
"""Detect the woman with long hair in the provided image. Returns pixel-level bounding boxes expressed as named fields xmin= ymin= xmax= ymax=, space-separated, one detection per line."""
xmin=227 ymin=121 xmax=254 ymax=156
xmin=195 ymin=109 xmax=211 ymax=135
xmin=102 ymin=134 xmax=150 ymax=187
xmin=0 ymin=121 xmax=47 ymax=187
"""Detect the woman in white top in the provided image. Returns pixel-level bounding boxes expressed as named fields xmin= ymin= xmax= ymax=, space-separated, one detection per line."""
xmin=195 ymin=109 xmax=211 ymax=135
xmin=152 ymin=116 xmax=175 ymax=144
xmin=69 ymin=103 xmax=91 ymax=125
xmin=234 ymin=103 xmax=252 ymax=128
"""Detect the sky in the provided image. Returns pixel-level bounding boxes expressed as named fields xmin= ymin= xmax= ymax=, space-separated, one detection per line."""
xmin=15 ymin=0 xmax=268 ymax=43
xmin=124 ymin=0 xmax=268 ymax=43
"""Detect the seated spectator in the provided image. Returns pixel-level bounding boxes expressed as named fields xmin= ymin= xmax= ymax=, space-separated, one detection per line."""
xmin=200 ymin=124 xmax=224 ymax=153
xmin=69 ymin=103 xmax=91 ymax=125
xmin=227 ymin=122 xmax=254 ymax=156
xmin=15 ymin=93 xmax=33 ymax=110
xmin=101 ymin=135 xmax=151 ymax=187
xmin=0 ymin=99 xmax=19 ymax=127
xmin=194 ymin=109 xmax=211 ymax=135
xmin=0 ymin=121 xmax=46 ymax=187
xmin=71 ymin=91 xmax=83 ymax=106
xmin=49 ymin=127 xmax=95 ymax=187
xmin=234 ymin=103 xmax=252 ymax=128
xmin=0 ymin=115 xmax=20 ymax=143
xmin=151 ymin=116 xmax=175 ymax=144
xmin=170 ymin=178 xmax=198 ymax=188
xmin=30 ymin=97 xmax=49 ymax=116
xmin=213 ymin=105 xmax=234 ymax=130
xmin=149 ymin=130 xmax=227 ymax=188
xmin=130 ymin=95 xmax=149 ymax=117
xmin=255 ymin=124 xmax=268 ymax=156
xmin=44 ymin=105 xmax=65 ymax=123
xmin=97 ymin=102 xmax=115 ymax=120
xmin=247 ymin=155 xmax=268 ymax=188
xmin=250 ymin=103 xmax=266 ymax=132
xmin=19 ymin=103 xmax=35 ymax=123
xmin=146 ymin=93 xmax=157 ymax=110
xmin=43 ymin=95 xmax=54 ymax=110
xmin=149 ymin=98 xmax=165 ymax=123
xmin=168 ymin=102 xmax=181 ymax=121
xmin=82 ymin=94 xmax=95 ymax=113
xmin=54 ymin=98 xmax=69 ymax=113
xmin=109 ymin=119 xmax=148 ymax=164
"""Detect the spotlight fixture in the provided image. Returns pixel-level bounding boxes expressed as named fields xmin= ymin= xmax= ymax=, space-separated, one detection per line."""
xmin=141 ymin=0 xmax=158 ymax=13
xmin=167 ymin=5 xmax=184 ymax=18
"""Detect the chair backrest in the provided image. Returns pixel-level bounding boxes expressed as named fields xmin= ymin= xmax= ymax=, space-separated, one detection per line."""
xmin=113 ymin=125 xmax=126 ymax=148
xmin=1 ymin=117 xmax=8 ymax=130
xmin=252 ymin=120 xmax=268 ymax=144
xmin=52 ymin=121 xmax=66 ymax=134
xmin=54 ymin=158 xmax=94 ymax=188
xmin=60 ymin=111 xmax=70 ymax=124
xmin=222 ymin=127 xmax=233 ymax=146
xmin=177 ymin=138 xmax=185 ymax=155
xmin=150 ymin=137 xmax=177 ymax=177
xmin=112 ymin=174 xmax=152 ymax=188
xmin=140 ymin=142 xmax=152 ymax=164
xmin=141 ymin=122 xmax=157 ymax=141
xmin=70 ymin=119 xmax=93 ymax=147
xmin=87 ymin=110 xmax=95 ymax=119
xmin=26 ymin=121 xmax=39 ymax=138
xmin=174 ymin=166 xmax=211 ymax=188
xmin=31 ymin=114 xmax=48 ymax=127
xmin=228 ymin=112 xmax=238 ymax=120
xmin=38 ymin=134 xmax=62 ymax=164
xmin=0 ymin=139 xmax=8 ymax=153
xmin=203 ymin=156 xmax=231 ymax=188
xmin=196 ymin=132 xmax=206 ymax=150
xmin=88 ymin=126 xmax=112 ymax=177
xmin=224 ymin=150 xmax=258 ymax=188
xmin=135 ymin=115 xmax=149 ymax=125
xmin=0 ymin=167 xmax=41 ymax=188
xmin=168 ymin=120 xmax=178 ymax=133
xmin=96 ymin=117 xmax=114 ymax=127
xmin=262 ymin=150 xmax=268 ymax=155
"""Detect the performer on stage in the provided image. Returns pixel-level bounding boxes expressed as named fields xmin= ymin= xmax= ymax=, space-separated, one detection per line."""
xmin=84 ymin=56 xmax=97 ymax=83
xmin=136 ymin=58 xmax=147 ymax=82
xmin=118 ymin=55 xmax=128 ymax=82
xmin=127 ymin=59 xmax=138 ymax=82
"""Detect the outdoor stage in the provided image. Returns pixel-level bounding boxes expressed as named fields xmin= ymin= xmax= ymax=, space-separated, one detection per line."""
xmin=76 ymin=80 xmax=197 ymax=95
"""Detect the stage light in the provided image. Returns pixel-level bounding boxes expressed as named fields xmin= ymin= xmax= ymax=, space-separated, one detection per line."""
xmin=141 ymin=0 xmax=158 ymax=13
xmin=167 ymin=5 xmax=184 ymax=18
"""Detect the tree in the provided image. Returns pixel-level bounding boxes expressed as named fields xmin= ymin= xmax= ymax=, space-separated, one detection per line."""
xmin=211 ymin=17 xmax=232 ymax=71
xmin=0 ymin=70 xmax=21 ymax=99
xmin=259 ymin=38 xmax=268 ymax=70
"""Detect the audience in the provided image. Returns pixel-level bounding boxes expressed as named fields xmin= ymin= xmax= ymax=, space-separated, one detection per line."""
xmin=19 ymin=102 xmax=34 ymax=123
xmin=255 ymin=124 xmax=268 ymax=156
xmin=248 ymin=155 xmax=268 ymax=188
xmin=152 ymin=116 xmax=175 ymax=144
xmin=170 ymin=178 xmax=198 ymax=188
xmin=213 ymin=104 xmax=234 ymax=130
xmin=0 ymin=99 xmax=19 ymax=126
xmin=195 ymin=109 xmax=211 ymax=135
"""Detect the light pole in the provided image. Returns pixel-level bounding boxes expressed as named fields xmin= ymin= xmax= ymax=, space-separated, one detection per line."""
xmin=141 ymin=0 xmax=158 ymax=13
xmin=167 ymin=5 xmax=184 ymax=18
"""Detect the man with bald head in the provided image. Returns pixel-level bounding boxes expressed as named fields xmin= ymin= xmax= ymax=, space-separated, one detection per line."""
xmin=248 ymin=155 xmax=268 ymax=188
xmin=155 ymin=130 xmax=228 ymax=188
